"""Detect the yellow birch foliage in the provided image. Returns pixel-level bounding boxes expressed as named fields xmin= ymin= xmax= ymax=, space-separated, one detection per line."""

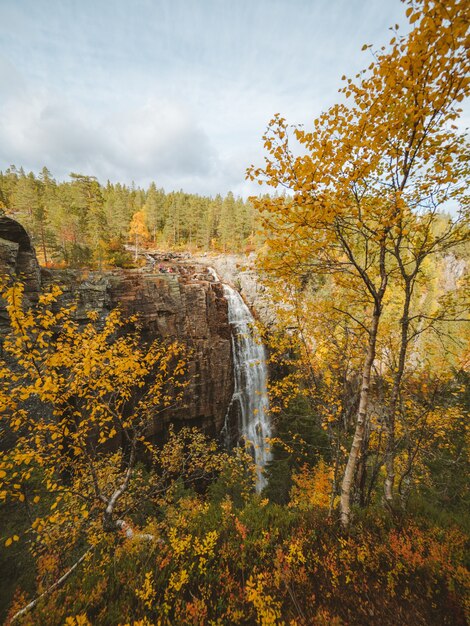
xmin=247 ymin=0 xmax=469 ymax=514
xmin=248 ymin=0 xmax=469 ymax=307
xmin=0 ymin=279 xmax=188 ymax=553
xmin=129 ymin=210 xmax=150 ymax=243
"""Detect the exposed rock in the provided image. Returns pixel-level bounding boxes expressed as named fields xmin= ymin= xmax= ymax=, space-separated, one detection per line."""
xmin=0 ymin=237 xmax=19 ymax=278
xmin=0 ymin=219 xmax=278 ymax=440
xmin=40 ymin=265 xmax=233 ymax=438
xmin=0 ymin=216 xmax=41 ymax=298
xmin=0 ymin=216 xmax=41 ymax=326
xmin=441 ymin=254 xmax=467 ymax=291
xmin=196 ymin=253 xmax=276 ymax=326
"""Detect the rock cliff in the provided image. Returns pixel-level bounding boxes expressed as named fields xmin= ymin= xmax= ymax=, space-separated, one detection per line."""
xmin=196 ymin=253 xmax=276 ymax=326
xmin=0 ymin=217 xmax=41 ymax=325
xmin=0 ymin=217 xmax=233 ymax=438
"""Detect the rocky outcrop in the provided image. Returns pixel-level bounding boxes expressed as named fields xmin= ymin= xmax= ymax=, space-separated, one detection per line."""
xmin=196 ymin=253 xmax=276 ymax=326
xmin=441 ymin=254 xmax=467 ymax=291
xmin=40 ymin=264 xmax=234 ymax=437
xmin=0 ymin=218 xmax=234 ymax=439
xmin=0 ymin=217 xmax=41 ymax=324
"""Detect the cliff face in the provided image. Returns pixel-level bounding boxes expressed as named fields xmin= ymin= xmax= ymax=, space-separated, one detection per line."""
xmin=43 ymin=267 xmax=233 ymax=437
xmin=0 ymin=217 xmax=233 ymax=438
xmin=0 ymin=217 xmax=41 ymax=324
xmin=197 ymin=253 xmax=276 ymax=327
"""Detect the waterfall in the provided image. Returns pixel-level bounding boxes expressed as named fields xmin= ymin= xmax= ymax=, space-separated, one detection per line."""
xmin=221 ymin=282 xmax=272 ymax=491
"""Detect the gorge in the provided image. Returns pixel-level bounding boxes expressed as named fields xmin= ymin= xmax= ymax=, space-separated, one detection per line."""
xmin=0 ymin=216 xmax=272 ymax=482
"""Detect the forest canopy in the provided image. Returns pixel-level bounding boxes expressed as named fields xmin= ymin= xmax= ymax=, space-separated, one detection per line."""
xmin=0 ymin=168 xmax=258 ymax=266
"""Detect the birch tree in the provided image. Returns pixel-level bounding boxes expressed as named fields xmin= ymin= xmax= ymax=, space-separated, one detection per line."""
xmin=0 ymin=280 xmax=188 ymax=556
xmin=248 ymin=0 xmax=469 ymax=526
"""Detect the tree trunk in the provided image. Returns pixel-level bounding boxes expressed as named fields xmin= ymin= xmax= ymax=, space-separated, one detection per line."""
xmin=40 ymin=222 xmax=48 ymax=265
xmin=10 ymin=548 xmax=93 ymax=623
xmin=340 ymin=307 xmax=380 ymax=527
xmin=357 ymin=426 xmax=370 ymax=508
xmin=384 ymin=283 xmax=411 ymax=505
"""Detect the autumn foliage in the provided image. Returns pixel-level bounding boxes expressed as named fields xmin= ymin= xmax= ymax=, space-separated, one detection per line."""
xmin=5 ymin=495 xmax=469 ymax=625
xmin=248 ymin=0 xmax=469 ymax=525
xmin=1 ymin=0 xmax=470 ymax=623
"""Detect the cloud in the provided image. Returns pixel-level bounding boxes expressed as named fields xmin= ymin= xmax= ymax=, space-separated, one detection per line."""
xmin=0 ymin=67 xmax=218 ymax=190
xmin=108 ymin=100 xmax=216 ymax=178
xmin=4 ymin=0 xmax=467 ymax=199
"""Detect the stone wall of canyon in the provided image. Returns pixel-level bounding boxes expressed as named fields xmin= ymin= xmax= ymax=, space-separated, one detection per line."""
xmin=0 ymin=216 xmax=233 ymax=439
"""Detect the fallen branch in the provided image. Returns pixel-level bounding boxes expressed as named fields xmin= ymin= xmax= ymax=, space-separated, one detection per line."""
xmin=10 ymin=546 xmax=94 ymax=624
xmin=115 ymin=519 xmax=158 ymax=542
xmin=10 ymin=522 xmax=163 ymax=623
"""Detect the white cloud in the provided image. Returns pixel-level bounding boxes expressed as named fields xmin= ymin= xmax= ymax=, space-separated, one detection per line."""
xmin=0 ymin=74 xmax=220 ymax=191
xmin=3 ymin=0 xmax=466 ymax=198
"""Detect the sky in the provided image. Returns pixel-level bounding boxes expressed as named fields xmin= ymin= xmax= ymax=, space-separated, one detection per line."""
xmin=0 ymin=0 xmax=416 ymax=196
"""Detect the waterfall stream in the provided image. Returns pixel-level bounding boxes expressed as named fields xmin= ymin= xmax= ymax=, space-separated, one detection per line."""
xmin=218 ymin=278 xmax=272 ymax=491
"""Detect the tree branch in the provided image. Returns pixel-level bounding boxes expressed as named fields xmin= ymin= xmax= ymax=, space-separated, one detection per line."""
xmin=10 ymin=547 xmax=94 ymax=624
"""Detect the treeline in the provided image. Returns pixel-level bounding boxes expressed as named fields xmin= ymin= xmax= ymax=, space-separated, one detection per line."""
xmin=0 ymin=166 xmax=258 ymax=267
